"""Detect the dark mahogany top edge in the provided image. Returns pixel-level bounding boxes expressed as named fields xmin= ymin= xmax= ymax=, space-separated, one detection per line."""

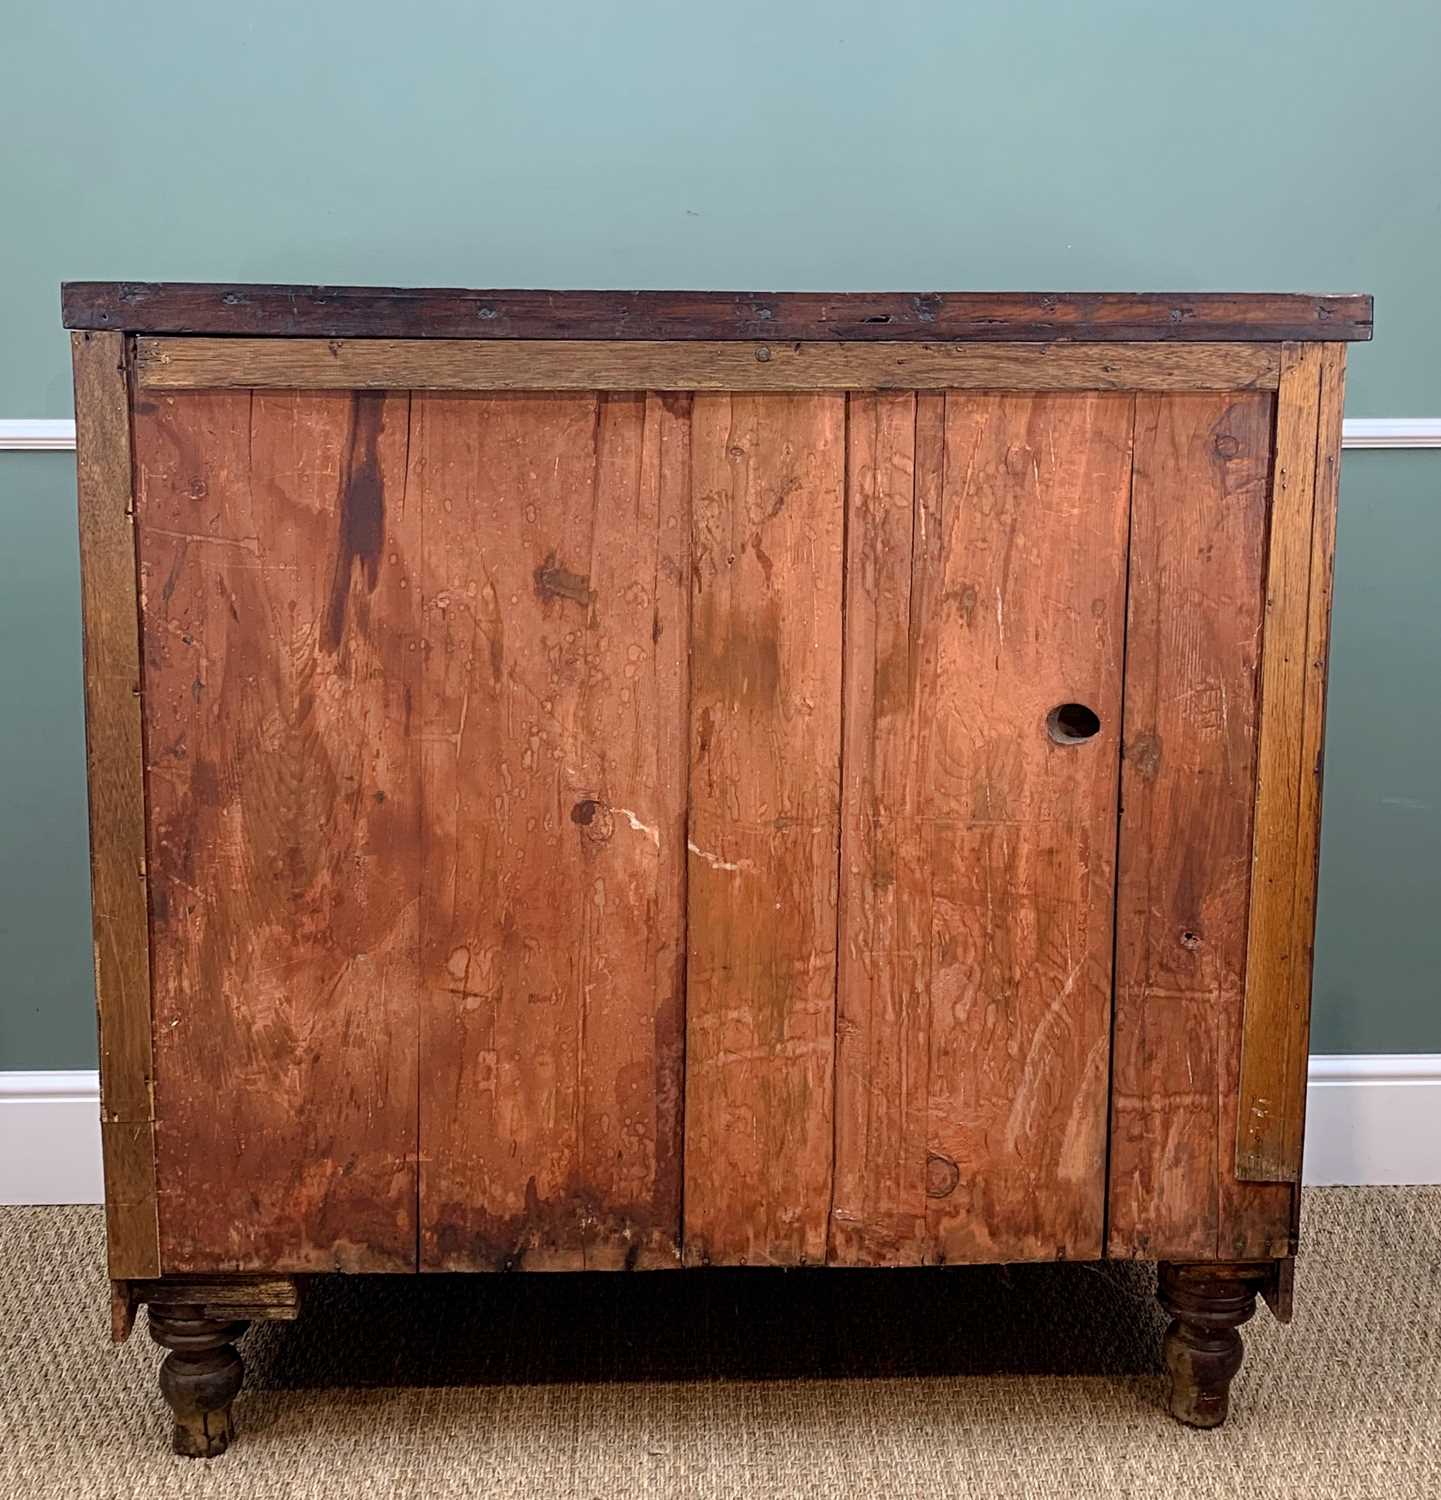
xmin=61 ymin=284 xmax=1373 ymax=342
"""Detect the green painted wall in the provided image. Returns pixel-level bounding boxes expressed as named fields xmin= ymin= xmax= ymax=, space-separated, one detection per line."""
xmin=1 ymin=2 xmax=1437 ymax=1065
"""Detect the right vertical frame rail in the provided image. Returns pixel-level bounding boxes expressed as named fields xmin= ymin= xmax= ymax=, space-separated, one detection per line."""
xmin=1236 ymin=343 xmax=1347 ymax=1184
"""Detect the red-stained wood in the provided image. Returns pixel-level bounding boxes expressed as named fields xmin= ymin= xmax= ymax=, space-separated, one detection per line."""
xmin=682 ymin=393 xmax=846 ymax=1266
xmin=1107 ymin=392 xmax=1291 ymax=1261
xmin=416 ymin=392 xmax=688 ymax=1271
xmin=832 ymin=392 xmax=1133 ymax=1265
xmin=134 ymin=389 xmax=422 ymax=1272
xmin=62 ymin=283 xmax=1374 ymax=343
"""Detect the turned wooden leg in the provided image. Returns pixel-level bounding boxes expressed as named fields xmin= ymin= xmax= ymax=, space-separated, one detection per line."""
xmin=1157 ymin=1262 xmax=1269 ymax=1429
xmin=148 ymin=1306 xmax=249 ymax=1457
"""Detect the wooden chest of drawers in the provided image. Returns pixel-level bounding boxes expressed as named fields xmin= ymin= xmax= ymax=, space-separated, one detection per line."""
xmin=63 ymin=284 xmax=1370 ymax=1454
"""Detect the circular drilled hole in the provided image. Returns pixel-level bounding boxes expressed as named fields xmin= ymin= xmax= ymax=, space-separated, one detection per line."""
xmin=1047 ymin=702 xmax=1101 ymax=744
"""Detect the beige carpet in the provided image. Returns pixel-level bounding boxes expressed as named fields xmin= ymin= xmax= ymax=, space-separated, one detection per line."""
xmin=2 ymin=1190 xmax=1438 ymax=1499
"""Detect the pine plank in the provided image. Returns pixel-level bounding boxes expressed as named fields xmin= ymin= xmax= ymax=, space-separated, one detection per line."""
xmin=134 ymin=389 xmax=423 ymax=1272
xmin=133 ymin=337 xmax=1281 ymax=394
xmin=832 ymin=392 xmax=1132 ymax=1265
xmin=1236 ymin=345 xmax=1327 ymax=1182
xmin=70 ymin=330 xmax=161 ymax=1279
xmin=1279 ymin=344 xmax=1348 ymax=1180
xmin=1107 ymin=392 xmax=1288 ymax=1259
xmin=682 ymin=393 xmax=846 ymax=1266
xmin=416 ymin=392 xmax=688 ymax=1271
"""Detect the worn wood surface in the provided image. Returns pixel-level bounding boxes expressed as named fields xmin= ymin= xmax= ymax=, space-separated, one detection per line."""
xmin=417 ymin=392 xmax=688 ymax=1271
xmin=1235 ymin=345 xmax=1326 ymax=1183
xmin=1236 ymin=344 xmax=1347 ymax=1185
xmin=683 ymin=393 xmax=846 ymax=1266
xmin=1107 ymin=392 xmax=1291 ymax=1261
xmin=134 ymin=389 xmax=423 ymax=1272
xmin=133 ymin=337 xmax=1282 ymax=393
xmin=1280 ymin=345 xmax=1347 ymax=1190
xmin=832 ymin=392 xmax=1132 ymax=1265
xmin=71 ymin=330 xmax=160 ymax=1280
xmin=127 ymin=1275 xmax=302 ymax=1321
xmin=148 ymin=1307 xmax=248 ymax=1457
xmin=96 ymin=341 xmax=1342 ymax=1274
xmin=63 ymin=284 xmax=1374 ymax=342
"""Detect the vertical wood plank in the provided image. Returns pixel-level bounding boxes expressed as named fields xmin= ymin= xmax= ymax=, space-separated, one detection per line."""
xmin=417 ymin=392 xmax=688 ymax=1270
xmin=1107 ymin=392 xmax=1284 ymax=1260
xmin=1280 ymin=343 xmax=1347 ymax=1182
xmin=1236 ymin=345 xmax=1327 ymax=1183
xmin=683 ymin=392 xmax=846 ymax=1266
xmin=135 ymin=389 xmax=422 ymax=1271
xmin=71 ymin=330 xmax=160 ymax=1279
xmin=830 ymin=392 xmax=929 ymax=1263
xmin=832 ymin=392 xmax=1132 ymax=1265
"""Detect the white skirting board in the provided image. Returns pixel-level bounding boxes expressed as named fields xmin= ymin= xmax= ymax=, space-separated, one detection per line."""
xmin=3 ymin=417 xmax=1441 ymax=452
xmin=2 ymin=1056 xmax=1438 ymax=1206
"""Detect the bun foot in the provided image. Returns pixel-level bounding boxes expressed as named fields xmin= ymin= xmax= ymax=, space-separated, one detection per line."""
xmin=1157 ymin=1262 xmax=1268 ymax=1429
xmin=148 ymin=1306 xmax=248 ymax=1457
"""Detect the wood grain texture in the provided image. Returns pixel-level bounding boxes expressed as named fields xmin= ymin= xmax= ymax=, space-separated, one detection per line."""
xmin=71 ymin=330 xmax=160 ymax=1279
xmin=1279 ymin=344 xmax=1347 ymax=1192
xmin=417 ymin=392 xmax=688 ymax=1271
xmin=127 ymin=1275 xmax=302 ymax=1320
xmin=832 ymin=392 xmax=1132 ymax=1266
xmin=133 ymin=337 xmax=1282 ymax=393
xmin=64 ymin=284 xmax=1374 ymax=342
xmin=1236 ymin=345 xmax=1327 ymax=1183
xmin=1106 ymin=392 xmax=1290 ymax=1261
xmin=134 ymin=389 xmax=422 ymax=1272
xmin=683 ymin=393 xmax=846 ymax=1266
xmin=1236 ymin=344 xmax=1347 ymax=1186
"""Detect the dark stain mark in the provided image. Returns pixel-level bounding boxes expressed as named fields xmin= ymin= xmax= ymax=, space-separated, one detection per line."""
xmin=322 ymin=392 xmax=387 ymax=652
xmin=373 ymin=790 xmax=386 ymax=805
xmin=696 ymin=704 xmax=715 ymax=764
xmin=535 ymin=551 xmax=593 ymax=608
xmin=190 ymin=758 xmax=219 ymax=807
xmin=659 ymin=392 xmax=692 ymax=421
xmin=426 ymin=1172 xmax=676 ymax=1270
xmin=161 ymin=539 xmax=188 ymax=603
xmin=1128 ymin=731 xmax=1163 ymax=781
xmin=571 ymin=798 xmax=614 ymax=844
xmin=946 ymin=582 xmax=979 ymax=626
xmin=691 ymin=600 xmax=785 ymax=715
xmin=925 ymin=1153 xmax=961 ymax=1199
xmin=652 ymin=611 xmax=663 ymax=644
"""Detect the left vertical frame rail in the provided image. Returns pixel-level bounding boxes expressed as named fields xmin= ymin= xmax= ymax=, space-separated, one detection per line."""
xmin=71 ymin=330 xmax=161 ymax=1280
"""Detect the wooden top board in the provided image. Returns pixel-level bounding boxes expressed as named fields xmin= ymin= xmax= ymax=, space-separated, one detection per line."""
xmin=62 ymin=285 xmax=1372 ymax=343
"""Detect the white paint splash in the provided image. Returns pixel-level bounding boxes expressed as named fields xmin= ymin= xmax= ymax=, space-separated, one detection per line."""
xmin=615 ymin=808 xmax=661 ymax=847
xmin=687 ymin=840 xmax=754 ymax=874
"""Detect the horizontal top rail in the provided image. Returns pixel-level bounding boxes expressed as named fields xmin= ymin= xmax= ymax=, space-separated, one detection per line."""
xmin=61 ymin=284 xmax=1373 ymax=344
